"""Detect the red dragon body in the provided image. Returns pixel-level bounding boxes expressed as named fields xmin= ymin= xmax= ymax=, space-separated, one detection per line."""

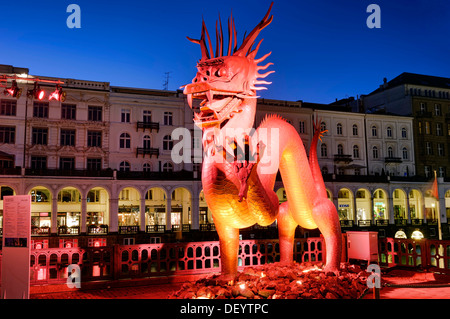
xmin=183 ymin=3 xmax=342 ymax=279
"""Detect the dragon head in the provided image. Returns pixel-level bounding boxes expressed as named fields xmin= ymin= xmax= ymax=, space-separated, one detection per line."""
xmin=183 ymin=3 xmax=274 ymax=131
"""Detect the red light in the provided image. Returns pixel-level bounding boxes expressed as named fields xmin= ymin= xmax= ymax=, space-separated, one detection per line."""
xmin=4 ymin=80 xmax=22 ymax=98
xmin=49 ymin=91 xmax=59 ymax=100
xmin=37 ymin=89 xmax=45 ymax=100
xmin=49 ymin=85 xmax=66 ymax=102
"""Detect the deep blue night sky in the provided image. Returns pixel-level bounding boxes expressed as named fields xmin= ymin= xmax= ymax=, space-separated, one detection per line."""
xmin=0 ymin=0 xmax=448 ymax=103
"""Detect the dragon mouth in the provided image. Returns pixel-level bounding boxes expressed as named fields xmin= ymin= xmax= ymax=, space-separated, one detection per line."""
xmin=184 ymin=84 xmax=243 ymax=129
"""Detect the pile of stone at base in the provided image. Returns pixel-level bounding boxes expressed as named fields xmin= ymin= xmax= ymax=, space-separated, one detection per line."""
xmin=168 ymin=262 xmax=369 ymax=299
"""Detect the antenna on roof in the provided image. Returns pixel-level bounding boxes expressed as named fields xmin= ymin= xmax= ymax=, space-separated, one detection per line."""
xmin=163 ymin=72 xmax=172 ymax=90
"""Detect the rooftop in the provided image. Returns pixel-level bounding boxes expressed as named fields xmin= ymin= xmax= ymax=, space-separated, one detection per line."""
xmin=368 ymin=72 xmax=450 ymax=95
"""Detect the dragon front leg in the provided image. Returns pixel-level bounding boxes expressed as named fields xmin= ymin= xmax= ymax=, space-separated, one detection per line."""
xmin=214 ymin=221 xmax=240 ymax=281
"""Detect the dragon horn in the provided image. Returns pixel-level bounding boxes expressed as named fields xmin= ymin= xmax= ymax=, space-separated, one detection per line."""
xmin=186 ymin=18 xmax=211 ymax=60
xmin=234 ymin=2 xmax=273 ymax=57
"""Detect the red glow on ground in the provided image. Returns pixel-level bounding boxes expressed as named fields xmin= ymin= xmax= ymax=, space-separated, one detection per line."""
xmin=169 ymin=262 xmax=369 ymax=299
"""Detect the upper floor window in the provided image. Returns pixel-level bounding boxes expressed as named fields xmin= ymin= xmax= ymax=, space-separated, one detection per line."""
xmin=164 ymin=112 xmax=173 ymax=125
xmin=353 ymin=145 xmax=359 ymax=158
xmin=425 ymin=122 xmax=431 ymax=134
xmin=320 ymin=122 xmax=327 ymax=132
xmin=387 ymin=146 xmax=394 ymax=158
xmin=420 ymin=102 xmax=427 ymax=113
xmin=372 ymin=146 xmax=378 ymax=159
xmin=60 ymin=157 xmax=75 ymax=170
xmin=120 ymin=133 xmax=131 ymax=149
xmin=337 ymin=144 xmax=344 ymax=155
xmin=61 ymin=103 xmax=76 ymax=120
xmin=32 ymin=127 xmax=48 ymax=145
xmin=87 ymin=158 xmax=101 ymax=171
xmin=424 ymin=165 xmax=431 ymax=178
xmin=426 ymin=142 xmax=433 ymax=155
xmin=88 ymin=106 xmax=102 ymax=122
xmin=121 ymin=109 xmax=130 ymax=123
xmin=371 ymin=125 xmax=377 ymax=137
xmin=435 ymin=104 xmax=441 ymax=116
xmin=386 ymin=126 xmax=392 ymax=137
xmin=119 ymin=161 xmax=130 ymax=172
xmin=436 ymin=123 xmax=443 ymax=136
xmin=402 ymin=147 xmax=408 ymax=160
xmin=352 ymin=124 xmax=358 ymax=136
xmin=143 ymin=135 xmax=151 ymax=149
xmin=437 ymin=143 xmax=445 ymax=156
xmin=30 ymin=156 xmax=47 ymax=169
xmin=33 ymin=102 xmax=49 ymax=118
xmin=60 ymin=129 xmax=76 ymax=146
xmin=320 ymin=144 xmax=327 ymax=157
xmin=0 ymin=99 xmax=17 ymax=116
xmin=87 ymin=131 xmax=102 ymax=147
xmin=143 ymin=162 xmax=151 ymax=172
xmin=401 ymin=127 xmax=407 ymax=138
xmin=299 ymin=121 xmax=306 ymax=134
xmin=163 ymin=135 xmax=173 ymax=150
xmin=336 ymin=123 xmax=343 ymax=135
xmin=162 ymin=162 xmax=174 ymax=172
xmin=0 ymin=126 xmax=15 ymax=144
xmin=143 ymin=110 xmax=152 ymax=123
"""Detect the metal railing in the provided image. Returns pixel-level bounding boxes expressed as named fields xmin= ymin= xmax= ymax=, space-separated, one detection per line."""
xmin=379 ymin=238 xmax=450 ymax=271
xmin=0 ymin=237 xmax=324 ymax=286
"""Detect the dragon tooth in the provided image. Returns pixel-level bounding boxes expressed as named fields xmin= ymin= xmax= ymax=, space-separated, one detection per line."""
xmin=206 ymin=90 xmax=213 ymax=103
xmin=187 ymin=94 xmax=193 ymax=108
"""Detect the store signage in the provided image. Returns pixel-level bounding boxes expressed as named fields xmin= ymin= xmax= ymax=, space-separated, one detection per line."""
xmin=1 ymin=195 xmax=31 ymax=299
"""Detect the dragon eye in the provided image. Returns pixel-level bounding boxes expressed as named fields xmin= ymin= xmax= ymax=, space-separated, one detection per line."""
xmin=215 ymin=68 xmax=227 ymax=78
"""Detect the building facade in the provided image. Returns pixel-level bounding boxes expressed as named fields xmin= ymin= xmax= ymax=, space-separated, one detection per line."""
xmin=362 ymin=72 xmax=450 ymax=179
xmin=0 ymin=66 xmax=449 ymax=248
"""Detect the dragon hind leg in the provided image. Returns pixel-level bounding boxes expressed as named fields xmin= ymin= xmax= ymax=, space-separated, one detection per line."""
xmin=277 ymin=201 xmax=298 ymax=264
xmin=311 ymin=198 xmax=342 ymax=273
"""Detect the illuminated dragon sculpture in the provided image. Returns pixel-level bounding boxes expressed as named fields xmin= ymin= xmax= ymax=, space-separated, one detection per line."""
xmin=183 ymin=3 xmax=342 ymax=279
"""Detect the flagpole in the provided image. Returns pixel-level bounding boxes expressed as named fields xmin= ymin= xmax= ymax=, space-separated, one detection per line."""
xmin=434 ymin=170 xmax=442 ymax=241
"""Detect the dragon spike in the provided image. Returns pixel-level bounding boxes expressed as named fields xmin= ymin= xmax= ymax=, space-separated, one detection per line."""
xmin=257 ymin=62 xmax=274 ymax=71
xmin=254 ymin=80 xmax=272 ymax=85
xmin=233 ymin=16 xmax=238 ymax=53
xmin=227 ymin=12 xmax=234 ymax=56
xmin=247 ymin=39 xmax=263 ymax=60
xmin=235 ymin=2 xmax=273 ymax=57
xmin=257 ymin=70 xmax=275 ymax=79
xmin=198 ymin=19 xmax=210 ymax=60
xmin=203 ymin=19 xmax=214 ymax=61
xmin=216 ymin=13 xmax=224 ymax=57
xmin=254 ymin=51 xmax=272 ymax=64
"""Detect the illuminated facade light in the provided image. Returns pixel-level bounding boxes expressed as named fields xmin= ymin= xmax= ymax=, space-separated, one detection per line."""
xmin=33 ymin=82 xmax=45 ymax=100
xmin=49 ymin=84 xmax=66 ymax=102
xmin=3 ymin=80 xmax=22 ymax=98
xmin=411 ymin=230 xmax=424 ymax=240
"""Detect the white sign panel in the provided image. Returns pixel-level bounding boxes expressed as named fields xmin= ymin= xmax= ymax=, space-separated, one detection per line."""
xmin=1 ymin=195 xmax=31 ymax=299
